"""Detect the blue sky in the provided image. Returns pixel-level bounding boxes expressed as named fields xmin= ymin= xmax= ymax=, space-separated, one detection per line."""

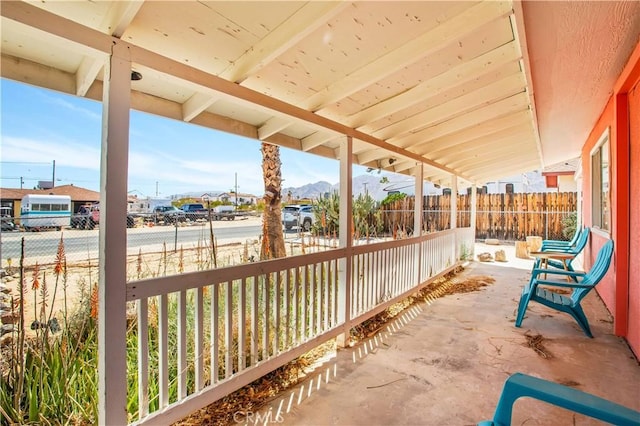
xmin=1 ymin=78 xmax=360 ymax=198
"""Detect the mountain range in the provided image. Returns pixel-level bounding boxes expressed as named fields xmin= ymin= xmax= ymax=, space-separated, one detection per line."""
xmin=171 ymin=171 xmax=550 ymax=201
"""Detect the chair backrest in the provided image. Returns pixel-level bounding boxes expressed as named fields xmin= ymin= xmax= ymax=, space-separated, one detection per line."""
xmin=571 ymin=240 xmax=614 ymax=303
xmin=566 ymin=227 xmax=590 ymax=255
xmin=566 ymin=227 xmax=583 ymax=246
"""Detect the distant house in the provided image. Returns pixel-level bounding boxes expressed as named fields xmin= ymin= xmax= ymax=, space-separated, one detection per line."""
xmin=127 ymin=196 xmax=172 ymax=213
xmin=0 ymin=184 xmax=100 ymax=217
xmin=205 ymin=192 xmax=258 ymax=206
xmin=541 ymin=158 xmax=579 ymax=192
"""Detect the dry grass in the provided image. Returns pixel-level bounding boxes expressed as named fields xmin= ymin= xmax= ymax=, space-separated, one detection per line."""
xmin=524 ymin=331 xmax=553 ymax=359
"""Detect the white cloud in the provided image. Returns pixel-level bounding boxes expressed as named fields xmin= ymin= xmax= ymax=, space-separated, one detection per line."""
xmin=1 ymin=136 xmax=100 ymax=170
xmin=45 ymin=96 xmax=101 ymax=122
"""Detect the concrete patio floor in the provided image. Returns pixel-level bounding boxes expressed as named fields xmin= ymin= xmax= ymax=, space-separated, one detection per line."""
xmin=256 ymin=248 xmax=640 ymax=425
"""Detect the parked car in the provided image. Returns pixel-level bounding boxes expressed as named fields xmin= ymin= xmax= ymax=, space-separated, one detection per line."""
xmin=0 ymin=207 xmax=16 ymax=231
xmin=180 ymin=203 xmax=208 ymax=221
xmin=71 ymin=203 xmax=99 ymax=229
xmin=153 ymin=205 xmax=186 ymax=224
xmin=282 ymin=204 xmax=314 ymax=231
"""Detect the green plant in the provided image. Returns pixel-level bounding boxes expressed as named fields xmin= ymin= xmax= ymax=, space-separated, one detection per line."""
xmin=380 ymin=192 xmax=406 ymax=206
xmin=312 ymin=192 xmax=340 ymax=236
xmin=1 ymin=236 xmax=99 ymax=424
xmin=352 ymin=192 xmax=381 ymax=239
xmin=561 ymin=212 xmax=577 ymax=240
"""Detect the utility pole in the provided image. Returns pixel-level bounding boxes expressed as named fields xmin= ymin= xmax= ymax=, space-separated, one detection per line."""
xmin=155 ymin=181 xmax=159 ymax=197
xmin=52 ymin=160 xmax=56 ymax=188
xmin=234 ymin=172 xmax=238 ymax=210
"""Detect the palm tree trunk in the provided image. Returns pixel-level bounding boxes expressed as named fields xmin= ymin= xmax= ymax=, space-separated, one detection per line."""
xmin=260 ymin=142 xmax=286 ymax=260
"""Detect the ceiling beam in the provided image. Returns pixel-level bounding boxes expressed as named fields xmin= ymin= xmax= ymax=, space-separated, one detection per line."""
xmin=511 ymin=1 xmax=544 ymax=167
xmin=395 ymin=92 xmax=530 ymax=149
xmin=444 ymin=145 xmax=538 ymax=169
xmin=469 ymin=161 xmax=541 ymax=183
xmin=429 ymin=128 xmax=534 ymax=161
xmin=182 ymin=92 xmax=220 ymax=122
xmin=345 ymin=40 xmax=521 ymax=128
xmin=258 ymin=116 xmax=293 ymax=140
xmin=373 ymin=72 xmax=526 ymax=140
xmin=412 ymin=110 xmax=532 ymax=155
xmin=301 ymin=131 xmax=339 ymax=152
xmin=303 ymin=1 xmax=514 ymax=112
xmin=464 ymin=157 xmax=540 ymax=176
xmin=390 ymin=159 xmax=417 ymax=173
xmin=357 ymin=149 xmax=390 ymax=165
xmin=220 ymin=2 xmax=350 ymax=83
xmin=76 ymin=1 xmax=144 ymax=96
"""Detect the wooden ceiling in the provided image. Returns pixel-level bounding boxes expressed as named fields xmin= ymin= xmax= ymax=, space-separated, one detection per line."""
xmin=2 ymin=1 xmax=638 ymax=187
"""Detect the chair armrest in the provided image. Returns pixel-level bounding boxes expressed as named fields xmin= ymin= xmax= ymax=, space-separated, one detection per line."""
xmin=478 ymin=373 xmax=640 ymax=426
xmin=540 ymin=246 xmax=574 ymax=253
xmin=534 ymin=279 xmax=592 ymax=289
xmin=531 ymin=268 xmax=585 ymax=279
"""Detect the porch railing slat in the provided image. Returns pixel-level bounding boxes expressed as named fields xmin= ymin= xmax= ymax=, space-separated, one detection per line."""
xmin=195 ymin=287 xmax=204 ymax=391
xmin=178 ymin=290 xmax=187 ymax=400
xmin=211 ymin=284 xmax=219 ymax=384
xmin=137 ymin=299 xmax=149 ymax=419
xmin=159 ymin=293 xmax=169 ymax=408
xmin=225 ymin=280 xmax=233 ymax=379
xmin=238 ymin=278 xmax=246 ymax=372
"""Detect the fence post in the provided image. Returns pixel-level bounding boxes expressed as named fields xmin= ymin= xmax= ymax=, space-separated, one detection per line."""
xmin=337 ymin=136 xmax=352 ymax=348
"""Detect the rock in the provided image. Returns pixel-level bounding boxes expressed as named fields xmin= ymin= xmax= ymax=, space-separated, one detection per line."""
xmin=495 ymin=250 xmax=507 ymax=262
xmin=0 ymin=333 xmax=13 ymax=347
xmin=477 ymin=252 xmax=494 ymax=262
xmin=0 ymin=284 xmax=11 ymax=293
xmin=1 ymin=324 xmax=16 ymax=336
xmin=526 ymin=236 xmax=543 ymax=252
xmin=515 ymin=241 xmax=530 ymax=259
xmin=485 ymin=238 xmax=500 ymax=245
xmin=1 ymin=312 xmax=17 ymax=325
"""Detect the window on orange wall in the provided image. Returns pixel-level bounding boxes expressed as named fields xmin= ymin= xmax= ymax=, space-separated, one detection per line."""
xmin=590 ymin=128 xmax=610 ymax=232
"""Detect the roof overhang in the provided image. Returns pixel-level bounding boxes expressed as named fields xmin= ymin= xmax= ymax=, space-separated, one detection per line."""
xmin=1 ymin=1 xmax=638 ymax=187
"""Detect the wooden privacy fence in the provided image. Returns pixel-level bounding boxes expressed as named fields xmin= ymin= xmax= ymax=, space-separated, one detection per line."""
xmin=382 ymin=192 xmax=577 ymax=241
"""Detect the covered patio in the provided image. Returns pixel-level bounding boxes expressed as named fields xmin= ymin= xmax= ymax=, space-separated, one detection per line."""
xmin=1 ymin=1 xmax=639 ymax=424
xmin=255 ymin=256 xmax=640 ymax=425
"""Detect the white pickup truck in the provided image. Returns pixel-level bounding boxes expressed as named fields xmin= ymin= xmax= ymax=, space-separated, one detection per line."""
xmin=282 ymin=204 xmax=314 ymax=231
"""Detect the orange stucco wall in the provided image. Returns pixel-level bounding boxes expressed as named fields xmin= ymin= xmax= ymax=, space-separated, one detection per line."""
xmin=580 ymin=100 xmax=616 ymax=307
xmin=628 ymin=80 xmax=640 ymax=356
xmin=581 ymin=41 xmax=640 ymax=358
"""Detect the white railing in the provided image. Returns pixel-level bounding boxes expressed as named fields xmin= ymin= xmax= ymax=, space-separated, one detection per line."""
xmin=126 ymin=227 xmax=471 ymax=424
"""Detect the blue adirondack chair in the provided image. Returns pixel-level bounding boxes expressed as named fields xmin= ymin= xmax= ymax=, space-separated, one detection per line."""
xmin=540 ymin=226 xmax=584 ymax=251
xmin=533 ymin=227 xmax=590 ymax=273
xmin=515 ymin=240 xmax=614 ymax=337
xmin=477 ymin=373 xmax=640 ymax=426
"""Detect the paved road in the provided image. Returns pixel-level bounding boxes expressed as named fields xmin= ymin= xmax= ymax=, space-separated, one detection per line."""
xmin=0 ymin=222 xmax=264 ymax=263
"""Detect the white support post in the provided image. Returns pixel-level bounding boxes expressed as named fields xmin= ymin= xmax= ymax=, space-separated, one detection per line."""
xmin=450 ymin=175 xmax=458 ymax=229
xmin=414 ymin=164 xmax=424 ymax=236
xmin=413 ymin=164 xmax=423 ymax=284
xmin=337 ymin=136 xmax=353 ymax=347
xmin=470 ymin=183 xmax=478 ymax=257
xmin=98 ymin=40 xmax=131 ymax=426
